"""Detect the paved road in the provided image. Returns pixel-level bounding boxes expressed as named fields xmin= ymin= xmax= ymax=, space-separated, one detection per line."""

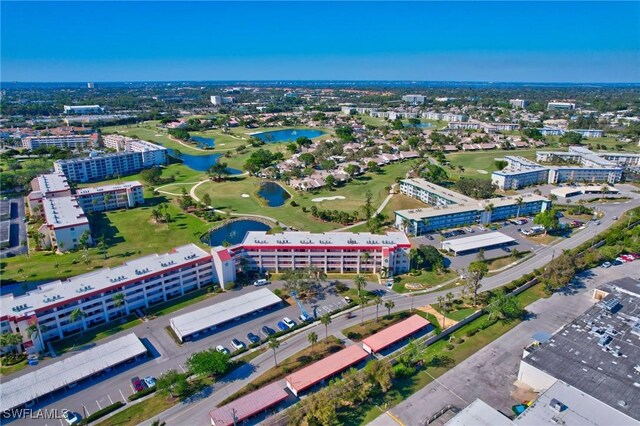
xmin=370 ymin=261 xmax=640 ymax=426
xmin=4 ymin=195 xmax=638 ymax=426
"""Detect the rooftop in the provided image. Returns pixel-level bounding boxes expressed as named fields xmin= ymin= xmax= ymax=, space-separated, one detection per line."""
xmin=0 ymin=244 xmax=211 ymax=319
xmin=35 ymin=173 xmax=70 ymax=195
xmin=362 ymin=315 xmax=431 ymax=353
xmin=442 ymin=232 xmax=515 ymax=253
xmin=516 ymin=380 xmax=638 ymax=426
xmin=400 ymin=178 xmax=476 ymax=204
xmin=170 ymin=288 xmax=282 ymax=341
xmin=75 ymin=181 xmax=143 ymax=196
xmin=0 ymin=333 xmax=146 ymax=411
xmin=445 ymin=399 xmax=514 ymax=426
xmin=240 ymin=231 xmax=411 ymax=249
xmin=41 ymin=196 xmax=88 ymax=229
xmin=208 ymin=382 xmax=289 ymax=426
xmin=0 ymin=221 xmax=10 ymax=244
xmin=285 ymin=345 xmax=369 ymax=394
xmin=523 ymin=280 xmax=640 ymax=421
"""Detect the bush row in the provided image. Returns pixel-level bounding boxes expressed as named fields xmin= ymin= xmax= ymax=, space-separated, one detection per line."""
xmin=128 ymin=385 xmax=156 ymax=401
xmin=78 ymin=401 xmax=124 ymax=425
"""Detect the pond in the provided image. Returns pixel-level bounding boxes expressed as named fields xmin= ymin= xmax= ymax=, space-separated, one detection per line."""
xmin=204 ymin=219 xmax=271 ymax=246
xmin=252 ymin=128 xmax=325 ymax=143
xmin=167 ymin=149 xmax=242 ymax=174
xmin=258 ymin=182 xmax=291 ymax=207
xmin=190 ymin=136 xmax=215 ymax=148
xmin=405 ymin=122 xmax=434 ymax=128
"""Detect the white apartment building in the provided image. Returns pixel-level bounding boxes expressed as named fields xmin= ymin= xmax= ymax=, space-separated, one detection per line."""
xmin=22 ymin=134 xmax=98 ymax=150
xmin=227 ymin=231 xmax=411 ymax=279
xmin=75 ymin=181 xmax=144 ymax=213
xmin=547 ymin=101 xmax=576 ymax=111
xmin=402 ymin=94 xmax=426 ymax=104
xmin=509 ymin=99 xmax=528 ymax=109
xmin=63 ymin=105 xmax=104 ymax=115
xmin=422 ymin=111 xmax=468 ymax=122
xmin=0 ymin=244 xmax=215 ymax=352
xmin=448 ymin=121 xmax=482 ymax=130
xmin=210 ymin=96 xmax=235 ymax=105
xmin=491 ymin=156 xmax=550 ymax=190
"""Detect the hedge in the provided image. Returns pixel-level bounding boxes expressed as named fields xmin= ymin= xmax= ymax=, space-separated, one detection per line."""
xmin=128 ymin=385 xmax=156 ymax=401
xmin=78 ymin=401 xmax=125 ymax=425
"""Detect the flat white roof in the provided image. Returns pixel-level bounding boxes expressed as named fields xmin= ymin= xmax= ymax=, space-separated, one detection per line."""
xmin=170 ymin=288 xmax=282 ymax=341
xmin=1 ymin=244 xmax=211 ymax=319
xmin=41 ymin=196 xmax=88 ymax=229
xmin=75 ymin=181 xmax=143 ymax=196
xmin=127 ymin=139 xmax=167 ymax=152
xmin=442 ymin=232 xmax=515 ymax=253
xmin=400 ymin=178 xmax=476 ymax=204
xmin=446 ymin=399 xmax=514 ymax=426
xmin=36 ymin=173 xmax=70 ymax=195
xmin=241 ymin=231 xmax=410 ymax=249
xmin=0 ymin=333 xmax=146 ymax=411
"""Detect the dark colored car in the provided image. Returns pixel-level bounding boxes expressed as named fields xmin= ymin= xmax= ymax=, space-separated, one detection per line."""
xmin=131 ymin=376 xmax=145 ymax=393
xmin=277 ymin=321 xmax=288 ymax=331
xmin=247 ymin=332 xmax=260 ymax=344
xmin=261 ymin=325 xmax=275 ymax=337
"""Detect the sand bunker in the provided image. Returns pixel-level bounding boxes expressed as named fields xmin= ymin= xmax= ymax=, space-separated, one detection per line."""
xmin=477 ymin=170 xmax=488 ymax=174
xmin=312 ymin=196 xmax=346 ymax=202
xmin=241 ymin=194 xmax=250 ymax=198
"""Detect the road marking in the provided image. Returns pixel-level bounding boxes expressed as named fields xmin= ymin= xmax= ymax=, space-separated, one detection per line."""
xmin=108 ymin=394 xmax=113 ymax=405
xmin=119 ymin=388 xmax=126 ymax=403
xmin=179 ymin=363 xmax=187 ymax=373
xmin=96 ymin=400 xmax=102 ymax=410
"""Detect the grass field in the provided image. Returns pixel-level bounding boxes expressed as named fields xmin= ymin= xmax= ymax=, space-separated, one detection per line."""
xmin=380 ymin=194 xmax=425 ymax=219
xmin=95 ymin=395 xmax=174 ymax=426
xmin=445 ymin=149 xmax=538 ymax=178
xmin=392 ymin=269 xmax=459 ymax=293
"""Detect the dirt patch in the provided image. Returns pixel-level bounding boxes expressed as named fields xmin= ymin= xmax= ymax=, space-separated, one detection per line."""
xmin=418 ymin=305 xmax=458 ymax=329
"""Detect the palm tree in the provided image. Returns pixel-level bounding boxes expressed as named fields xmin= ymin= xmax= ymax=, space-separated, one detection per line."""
xmin=268 ymin=337 xmax=280 ymax=367
xmin=113 ymin=293 xmax=126 ymax=318
xmin=320 ymin=313 xmax=332 ymax=341
xmin=354 ymin=275 xmax=367 ymax=298
xmin=361 ymin=251 xmax=371 ymax=272
xmin=436 ymin=295 xmax=446 ymax=326
xmin=402 ymin=218 xmax=411 ymax=235
xmin=384 ymin=300 xmax=395 ymax=317
xmin=515 ymin=196 xmax=524 ymax=219
xmin=307 ymin=332 xmax=318 ymax=355
xmin=373 ymin=296 xmax=383 ymax=322
xmin=69 ymin=308 xmax=86 ymax=335
xmin=150 ymin=420 xmax=166 ymax=426
xmin=360 ymin=294 xmax=368 ymax=325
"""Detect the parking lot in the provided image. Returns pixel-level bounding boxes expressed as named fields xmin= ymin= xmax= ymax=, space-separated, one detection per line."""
xmin=4 ymin=279 xmax=354 ymax=426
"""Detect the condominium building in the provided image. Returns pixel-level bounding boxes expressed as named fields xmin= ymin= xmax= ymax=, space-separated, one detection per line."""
xmin=63 ymin=105 xmax=104 ymax=115
xmin=395 ymin=179 xmax=549 ymax=235
xmin=210 ymin=96 xmax=235 ymax=105
xmin=402 ymin=94 xmax=426 ymax=104
xmin=75 ymin=181 xmax=144 ymax=213
xmin=0 ymin=244 xmax=215 ymax=352
xmin=509 ymin=99 xmax=528 ymax=109
xmin=22 ymin=134 xmax=99 ymax=150
xmin=422 ymin=112 xmax=468 ymax=122
xmin=572 ymin=129 xmax=604 ymax=138
xmin=547 ymin=101 xmax=575 ymax=111
xmin=226 ymin=231 xmax=411 ymax=277
xmin=491 ymin=156 xmax=550 ymax=190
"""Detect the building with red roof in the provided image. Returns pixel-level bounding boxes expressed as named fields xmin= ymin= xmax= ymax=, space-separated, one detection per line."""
xmin=362 ymin=315 xmax=431 ymax=354
xmin=209 ymin=382 xmax=289 ymax=426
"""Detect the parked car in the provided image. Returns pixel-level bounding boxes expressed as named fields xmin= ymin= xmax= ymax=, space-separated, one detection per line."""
xmin=502 ymin=247 xmax=512 ymax=253
xmin=344 ymin=296 xmax=353 ymax=304
xmin=386 ymin=281 xmax=394 ymax=289
xmin=464 ymin=227 xmax=474 ymax=233
xmin=277 ymin=321 xmax=288 ymax=331
xmin=131 ymin=377 xmax=145 ymax=393
xmin=231 ymin=338 xmax=245 ymax=351
xmin=478 ymin=225 xmax=487 ymax=231
xmin=611 ymin=259 xmax=623 ymax=266
xmin=283 ymin=317 xmax=296 ymax=328
xmin=61 ymin=409 xmax=80 ymax=425
xmin=426 ymin=234 xmax=434 ymax=240
xmin=261 ymin=326 xmax=275 ymax=337
xmin=247 ymin=332 xmax=261 ymax=344
xmin=253 ymin=279 xmax=270 ymax=286
xmin=601 ymin=262 xmax=612 ymax=268
xmin=621 ymin=255 xmax=635 ymax=262
xmin=612 ymin=216 xmax=618 ymax=220
xmin=299 ymin=313 xmax=312 ymax=322
xmin=216 ymin=345 xmax=230 ymax=355
xmin=144 ymin=376 xmax=156 ymax=387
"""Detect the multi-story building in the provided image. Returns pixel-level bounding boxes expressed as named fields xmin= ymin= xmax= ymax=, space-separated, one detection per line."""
xmin=448 ymin=121 xmax=482 ymax=130
xmin=22 ymin=134 xmax=98 ymax=150
xmin=395 ymin=179 xmax=550 ymax=235
xmin=547 ymin=101 xmax=575 ymax=111
xmin=54 ymin=139 xmax=167 ymax=182
xmin=75 ymin=181 xmax=144 ymax=213
xmin=229 ymin=231 xmax=411 ymax=277
xmin=0 ymin=244 xmax=216 ymax=352
xmin=509 ymin=99 xmax=528 ymax=109
xmin=491 ymin=156 xmax=550 ymax=190
xmin=539 ymin=127 xmax=564 ymax=136
xmin=63 ymin=105 xmax=104 ymax=115
xmin=402 ymin=94 xmax=426 ymax=104
xmin=572 ymin=128 xmax=604 ymax=138
xmin=422 ymin=112 xmax=468 ymax=122
xmin=210 ymin=96 xmax=235 ymax=105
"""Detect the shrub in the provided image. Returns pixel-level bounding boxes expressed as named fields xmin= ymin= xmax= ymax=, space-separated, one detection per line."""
xmin=290 ymin=200 xmax=298 ymax=207
xmin=466 ymin=329 xmax=479 ymax=337
xmin=446 ymin=344 xmax=455 ymax=351
xmin=78 ymin=401 xmax=125 ymax=425
xmin=128 ymin=385 xmax=156 ymax=401
xmin=302 ymin=206 xmax=308 ymax=212
xmin=334 ymin=281 xmax=349 ymax=293
xmin=273 ymin=288 xmax=282 ymax=297
xmin=392 ymin=362 xmax=415 ymax=378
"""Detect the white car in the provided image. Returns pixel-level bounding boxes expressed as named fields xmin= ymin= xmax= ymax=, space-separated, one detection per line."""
xmin=144 ymin=376 xmax=156 ymax=387
xmin=231 ymin=338 xmax=245 ymax=350
xmin=282 ymin=317 xmax=296 ymax=328
xmin=61 ymin=409 xmax=79 ymax=425
xmin=477 ymin=225 xmax=487 ymax=231
xmin=216 ymin=345 xmax=230 ymax=355
xmin=601 ymin=262 xmax=612 ymax=268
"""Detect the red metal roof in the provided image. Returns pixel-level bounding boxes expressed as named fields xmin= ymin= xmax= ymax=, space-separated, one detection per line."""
xmin=362 ymin=315 xmax=431 ymax=353
xmin=215 ymin=248 xmax=232 ymax=262
xmin=209 ymin=382 xmax=288 ymax=426
xmin=285 ymin=345 xmax=369 ymax=394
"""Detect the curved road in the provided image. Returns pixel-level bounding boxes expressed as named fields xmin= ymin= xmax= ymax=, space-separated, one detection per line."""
xmin=149 ymin=197 xmax=640 ymax=426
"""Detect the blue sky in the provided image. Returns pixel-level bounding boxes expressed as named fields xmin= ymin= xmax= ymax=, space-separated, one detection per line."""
xmin=2 ymin=1 xmax=639 ymax=82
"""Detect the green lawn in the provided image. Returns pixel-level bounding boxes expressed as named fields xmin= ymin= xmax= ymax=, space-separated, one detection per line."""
xmin=95 ymin=395 xmax=174 ymax=426
xmin=1 ymin=196 xmax=212 ymax=283
xmin=380 ymin=194 xmax=426 ymax=219
xmin=145 ymin=287 xmax=217 ymax=317
xmin=52 ymin=315 xmax=141 ymax=355
xmin=432 ymin=305 xmax=478 ymax=322
xmin=392 ymin=269 xmax=458 ymax=293
xmin=0 ymin=357 xmax=29 ymax=376
xmin=445 ymin=149 xmax=538 ymax=179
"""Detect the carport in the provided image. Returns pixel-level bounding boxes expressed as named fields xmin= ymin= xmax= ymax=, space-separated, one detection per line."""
xmin=442 ymin=232 xmax=515 ymax=255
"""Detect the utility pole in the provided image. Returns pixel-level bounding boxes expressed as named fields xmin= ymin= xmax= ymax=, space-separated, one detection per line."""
xmin=232 ymin=408 xmax=237 ymax=426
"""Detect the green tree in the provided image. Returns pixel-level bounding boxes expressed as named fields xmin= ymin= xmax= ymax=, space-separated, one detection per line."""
xmin=320 ymin=313 xmax=332 ymax=341
xmin=186 ymin=348 xmax=230 ymax=377
xmin=354 ymin=275 xmax=367 ymax=298
xmin=360 ymin=294 xmax=369 ymax=325
xmin=307 ymin=331 xmax=318 ymax=355
xmin=202 ymin=193 xmax=212 ymax=207
xmin=156 ymin=369 xmax=189 ymax=398
xmin=487 ymin=293 xmax=525 ymax=323
xmin=69 ymin=308 xmax=86 ymax=334
xmin=384 ymin=300 xmax=395 ymax=317
xmin=373 ymin=296 xmax=383 ymax=322
xmin=0 ymin=332 xmax=23 ymax=355
xmin=268 ymin=337 xmax=280 ymax=367
xmin=207 ymin=162 xmax=230 ymax=182
xmin=113 ymin=292 xmax=126 ymax=318
xmin=465 ymin=261 xmax=488 ymax=306
xmin=534 ymin=209 xmax=560 ymax=234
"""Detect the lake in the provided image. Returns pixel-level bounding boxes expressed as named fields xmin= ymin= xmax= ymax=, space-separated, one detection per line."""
xmin=190 ymin=136 xmax=215 ymax=148
xmin=204 ymin=219 xmax=271 ymax=246
xmin=252 ymin=128 xmax=325 ymax=143
xmin=167 ymin=149 xmax=242 ymax=174
xmin=405 ymin=122 xmax=434 ymax=128
xmin=258 ymin=182 xmax=291 ymax=207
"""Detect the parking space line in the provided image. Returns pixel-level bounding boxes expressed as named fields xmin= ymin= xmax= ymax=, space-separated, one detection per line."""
xmin=119 ymin=389 xmax=126 ymax=403
xmin=178 ymin=363 xmax=187 ymax=373
xmin=96 ymin=400 xmax=102 ymax=410
xmin=108 ymin=394 xmax=113 ymax=405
